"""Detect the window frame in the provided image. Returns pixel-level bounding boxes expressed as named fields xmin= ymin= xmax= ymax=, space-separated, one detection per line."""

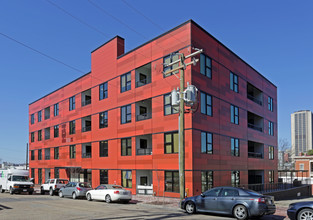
xmin=54 ymin=147 xmax=59 ymax=160
xmin=231 ymin=105 xmax=239 ymax=125
xmin=268 ymin=96 xmax=273 ymax=112
xmin=200 ymin=92 xmax=212 ymax=116
xmin=231 ymin=171 xmax=240 ymax=187
xmin=54 ymin=103 xmax=59 ymax=116
xmin=99 ymin=82 xmax=108 ymax=100
xmin=231 ymin=138 xmax=240 ymax=157
xmin=69 ymin=96 xmax=75 ymax=111
xmin=31 ymin=132 xmax=35 ymax=142
xmin=200 ymin=53 xmax=212 ymax=78
xmin=38 ymin=149 xmax=42 ymax=160
xmin=120 ymin=72 xmax=131 ymax=93
xmin=70 ymin=145 xmax=76 ymax=159
xmin=230 ymin=72 xmax=239 ymax=93
xmin=100 ymin=170 xmax=108 ymax=184
xmin=201 ymin=131 xmax=213 ymax=154
xmin=121 ymin=105 xmax=131 ymax=124
xmin=201 ymin=171 xmax=213 ymax=192
xmin=269 ymin=121 xmax=274 ymax=136
xmin=121 ymin=170 xmax=132 ymax=188
xmin=99 ymin=111 xmax=108 ymax=128
xmin=164 ymin=93 xmax=179 ymax=116
xmin=164 ymin=171 xmax=179 ymax=193
xmin=31 ymin=114 xmax=35 ymax=124
xmin=38 ymin=111 xmax=42 ymax=122
xmin=38 ymin=130 xmax=42 ymax=141
xmin=164 ymin=132 xmax=179 ymax=154
xmin=44 ymin=127 xmax=50 ymax=140
xmin=121 ymin=138 xmax=132 ymax=156
xmin=269 ymin=146 xmax=274 ymax=160
xmin=54 ymin=125 xmax=59 ymax=138
xmin=69 ymin=120 xmax=76 ymax=135
xmin=163 ymin=52 xmax=179 ymax=77
xmin=269 ymin=170 xmax=274 ymax=183
xmin=99 ymin=140 xmax=108 ymax=157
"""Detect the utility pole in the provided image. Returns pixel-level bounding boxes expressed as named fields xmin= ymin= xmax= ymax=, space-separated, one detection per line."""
xmin=164 ymin=48 xmax=203 ymax=201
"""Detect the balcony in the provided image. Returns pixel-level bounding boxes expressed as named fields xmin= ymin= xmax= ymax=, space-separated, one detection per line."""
xmin=248 ymin=141 xmax=264 ymax=159
xmin=81 ymin=89 xmax=91 ymax=107
xmin=82 ymin=116 xmax=91 ymax=132
xmin=247 ymin=83 xmax=263 ymax=105
xmin=136 ymin=99 xmax=152 ymax=121
xmin=136 ymin=135 xmax=152 ymax=155
xmin=247 ymin=111 xmax=263 ymax=132
xmin=135 ymin=63 xmax=151 ymax=88
xmin=82 ymin=143 xmax=92 ymax=158
xmin=136 ymin=170 xmax=153 ymax=195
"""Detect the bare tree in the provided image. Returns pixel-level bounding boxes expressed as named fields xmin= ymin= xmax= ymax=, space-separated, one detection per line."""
xmin=279 ymin=138 xmax=291 ymax=151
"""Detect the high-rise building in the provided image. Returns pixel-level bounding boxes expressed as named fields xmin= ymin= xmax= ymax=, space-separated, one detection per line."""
xmin=29 ymin=20 xmax=277 ymax=197
xmin=291 ymin=110 xmax=313 ymax=156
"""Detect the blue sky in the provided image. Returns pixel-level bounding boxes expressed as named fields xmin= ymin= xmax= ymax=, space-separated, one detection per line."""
xmin=1 ymin=0 xmax=312 ymax=163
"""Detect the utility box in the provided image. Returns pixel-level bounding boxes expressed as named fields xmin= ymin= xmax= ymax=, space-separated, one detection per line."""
xmin=171 ymin=89 xmax=180 ymax=107
xmin=184 ymin=84 xmax=198 ymax=107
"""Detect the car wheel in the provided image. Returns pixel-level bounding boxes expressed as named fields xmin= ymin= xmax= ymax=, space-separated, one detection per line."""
xmin=185 ymin=201 xmax=196 ymax=214
xmin=72 ymin=192 xmax=77 ymax=200
xmin=105 ymin=194 xmax=112 ymax=203
xmin=9 ymin=187 xmax=13 ymax=195
xmin=59 ymin=191 xmax=63 ymax=198
xmin=233 ymin=205 xmax=248 ymax=220
xmin=298 ymin=208 xmax=313 ymax=220
xmin=49 ymin=188 xmax=54 ymax=196
xmin=87 ymin=193 xmax=92 ymax=201
xmin=40 ymin=187 xmax=45 ymax=195
xmin=0 ymin=185 xmax=4 ymax=193
xmin=29 ymin=191 xmax=33 ymax=195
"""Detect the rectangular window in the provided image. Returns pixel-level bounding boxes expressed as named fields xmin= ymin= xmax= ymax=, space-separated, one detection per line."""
xmin=231 ymin=105 xmax=239 ymax=124
xmin=164 ymin=132 xmax=179 ymax=154
xmin=70 ymin=145 xmax=76 ymax=159
xmin=121 ymin=138 xmax=131 ymax=156
xmin=121 ymin=105 xmax=131 ymax=124
xmin=201 ymin=132 xmax=213 ymax=154
xmin=230 ymin=72 xmax=239 ymax=93
xmin=44 ymin=148 xmax=50 ymax=160
xmin=165 ymin=171 xmax=179 ymax=193
xmin=31 ymin=114 xmax=35 ymax=124
xmin=269 ymin=146 xmax=274 ymax=160
xmin=269 ymin=170 xmax=274 ymax=183
xmin=99 ymin=82 xmax=108 ymax=100
xmin=33 ymin=149 xmax=39 ymax=160
xmin=44 ymin=107 xmax=50 ymax=120
xmin=38 ymin=130 xmax=42 ymax=141
xmin=300 ymin=163 xmax=304 ymax=171
xmin=99 ymin=111 xmax=108 ymax=128
xmin=121 ymin=170 xmax=132 ymax=188
xmin=69 ymin=96 xmax=75 ymax=111
xmin=31 ymin=168 xmax=35 ymax=179
xmin=38 ymin=168 xmax=42 ymax=185
xmin=31 ymin=132 xmax=35 ymax=142
xmin=201 ymin=171 xmax=213 ymax=192
xmin=268 ymin=97 xmax=273 ymax=112
xmin=200 ymin=92 xmax=212 ymax=116
xmin=269 ymin=121 xmax=274 ymax=136
xmin=163 ymin=53 xmax=179 ymax=77
xmin=45 ymin=127 xmax=50 ymax=140
xmin=54 ymin=147 xmax=59 ymax=160
xmin=164 ymin=93 xmax=179 ymax=115
xmin=231 ymin=171 xmax=240 ymax=187
xmin=231 ymin=138 xmax=240 ymax=157
xmin=200 ymin=54 xmax=212 ymax=78
xmin=69 ymin=120 xmax=76 ymax=135
xmin=54 ymin=125 xmax=59 ymax=138
xmin=38 ymin=111 xmax=42 ymax=122
xmin=31 ymin=150 xmax=35 ymax=160
xmin=121 ymin=72 xmax=131 ymax=93
xmin=54 ymin=103 xmax=59 ymax=116
xmin=54 ymin=168 xmax=59 ymax=178
xmin=100 ymin=170 xmax=108 ymax=184
xmin=100 ymin=141 xmax=108 ymax=157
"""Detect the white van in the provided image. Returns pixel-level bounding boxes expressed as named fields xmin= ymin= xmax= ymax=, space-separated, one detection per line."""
xmin=0 ymin=169 xmax=34 ymax=195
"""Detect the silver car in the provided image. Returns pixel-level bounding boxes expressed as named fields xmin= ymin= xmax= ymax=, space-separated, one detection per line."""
xmin=59 ymin=182 xmax=92 ymax=199
xmin=86 ymin=184 xmax=132 ymax=203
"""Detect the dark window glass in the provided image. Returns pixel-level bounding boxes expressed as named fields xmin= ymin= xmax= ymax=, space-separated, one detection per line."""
xmin=99 ymin=111 xmax=108 ymax=128
xmin=82 ymin=144 xmax=92 ymax=158
xmin=100 ymin=141 xmax=108 ymax=157
xmin=44 ymin=107 xmax=50 ymax=120
xmin=121 ymin=72 xmax=131 ymax=93
xmin=70 ymin=145 xmax=76 ymax=159
xmin=100 ymin=170 xmax=108 ymax=184
xmin=121 ymin=105 xmax=131 ymax=124
xmin=69 ymin=120 xmax=75 ymax=135
xmin=164 ymin=93 xmax=179 ymax=115
xmin=268 ymin=97 xmax=273 ymax=112
xmin=31 ymin=168 xmax=35 ymax=179
xmin=69 ymin=96 xmax=75 ymax=111
xmin=165 ymin=171 xmax=179 ymax=193
xmin=201 ymin=132 xmax=213 ymax=154
xmin=231 ymin=171 xmax=240 ymax=187
xmin=54 ymin=147 xmax=59 ymax=159
xmin=38 ymin=130 xmax=42 ymax=141
xmin=38 ymin=111 xmax=42 ymax=122
xmin=121 ymin=138 xmax=131 ymax=156
xmin=99 ymin=82 xmax=108 ymax=100
xmin=201 ymin=171 xmax=213 ymax=192
xmin=231 ymin=105 xmax=239 ymax=125
xmin=269 ymin=121 xmax=274 ymax=136
xmin=221 ymin=188 xmax=239 ymax=197
xmin=54 ymin=103 xmax=59 ymax=116
xmin=164 ymin=132 xmax=179 ymax=154
xmin=230 ymin=72 xmax=239 ymax=93
xmin=31 ymin=150 xmax=35 ymax=160
xmin=54 ymin=168 xmax=59 ymax=178
xmin=45 ymin=127 xmax=50 ymax=140
xmin=231 ymin=138 xmax=240 ymax=157
xmin=200 ymin=92 xmax=212 ymax=116
xmin=45 ymin=148 xmax=50 ymax=160
xmin=121 ymin=170 xmax=132 ymax=188
xmin=38 ymin=168 xmax=42 ymax=185
xmin=200 ymin=54 xmax=212 ymax=78
xmin=163 ymin=52 xmax=179 ymax=77
xmin=31 ymin=132 xmax=35 ymax=142
xmin=31 ymin=114 xmax=35 ymax=124
xmin=54 ymin=125 xmax=59 ymax=138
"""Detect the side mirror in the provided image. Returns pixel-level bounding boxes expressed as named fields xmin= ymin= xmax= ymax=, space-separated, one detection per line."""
xmin=201 ymin=193 xmax=205 ymax=197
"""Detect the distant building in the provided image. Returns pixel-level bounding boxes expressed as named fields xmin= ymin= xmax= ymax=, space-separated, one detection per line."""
xmin=294 ymin=155 xmax=313 ymax=178
xmin=291 ymin=110 xmax=313 ymax=156
xmin=278 ymin=149 xmax=292 ymax=170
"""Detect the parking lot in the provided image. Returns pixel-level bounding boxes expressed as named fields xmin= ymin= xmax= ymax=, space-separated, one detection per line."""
xmin=0 ymin=192 xmax=290 ymax=220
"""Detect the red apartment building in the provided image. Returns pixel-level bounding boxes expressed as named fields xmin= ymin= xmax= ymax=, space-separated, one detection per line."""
xmin=29 ymin=20 xmax=277 ymax=197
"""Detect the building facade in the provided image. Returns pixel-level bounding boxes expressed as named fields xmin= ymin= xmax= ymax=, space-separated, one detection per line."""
xmin=29 ymin=20 xmax=278 ymax=197
xmin=291 ymin=110 xmax=313 ymax=156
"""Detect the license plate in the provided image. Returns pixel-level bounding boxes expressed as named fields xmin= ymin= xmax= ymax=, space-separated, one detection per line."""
xmin=23 ymin=189 xmax=27 ymax=192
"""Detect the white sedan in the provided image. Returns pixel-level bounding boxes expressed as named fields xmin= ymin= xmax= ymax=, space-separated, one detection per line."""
xmin=86 ymin=184 xmax=132 ymax=203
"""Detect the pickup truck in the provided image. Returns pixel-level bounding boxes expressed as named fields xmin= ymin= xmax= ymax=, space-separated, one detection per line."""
xmin=40 ymin=179 xmax=68 ymax=196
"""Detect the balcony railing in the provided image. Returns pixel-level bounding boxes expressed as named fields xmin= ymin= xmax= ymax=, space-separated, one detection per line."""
xmin=136 ymin=113 xmax=152 ymax=121
xmin=137 ymin=148 xmax=152 ymax=155
xmin=248 ymin=152 xmax=263 ymax=159
xmin=82 ymin=153 xmax=91 ymax=158
xmin=82 ymin=99 xmax=91 ymax=106
xmin=248 ymin=123 xmax=263 ymax=132
xmin=136 ymin=78 xmax=151 ymax=87
xmin=82 ymin=126 xmax=91 ymax=132
xmin=247 ymin=94 xmax=263 ymax=105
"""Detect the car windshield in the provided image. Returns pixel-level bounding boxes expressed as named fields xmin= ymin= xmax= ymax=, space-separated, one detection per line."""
xmin=12 ymin=176 xmax=29 ymax=182
xmin=57 ymin=180 xmax=68 ymax=184
xmin=79 ymin=182 xmax=91 ymax=188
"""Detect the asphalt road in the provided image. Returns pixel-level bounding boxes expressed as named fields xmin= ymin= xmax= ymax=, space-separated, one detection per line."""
xmin=0 ymin=192 xmax=287 ymax=220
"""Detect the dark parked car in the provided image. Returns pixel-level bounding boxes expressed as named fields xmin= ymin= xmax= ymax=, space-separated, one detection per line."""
xmin=287 ymin=201 xmax=313 ymax=220
xmin=59 ymin=182 xmax=92 ymax=199
xmin=181 ymin=186 xmax=276 ymax=220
